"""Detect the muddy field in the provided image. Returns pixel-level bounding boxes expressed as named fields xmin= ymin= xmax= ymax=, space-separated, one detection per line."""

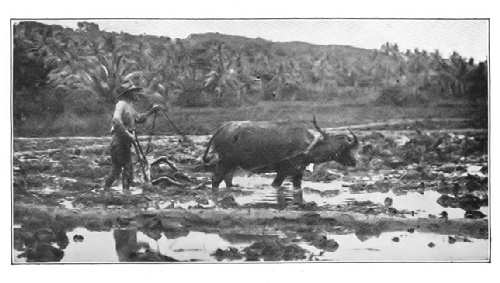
xmin=12 ymin=120 xmax=489 ymax=262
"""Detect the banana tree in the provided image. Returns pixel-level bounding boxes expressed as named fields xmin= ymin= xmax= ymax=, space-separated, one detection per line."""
xmin=48 ymin=27 xmax=143 ymax=104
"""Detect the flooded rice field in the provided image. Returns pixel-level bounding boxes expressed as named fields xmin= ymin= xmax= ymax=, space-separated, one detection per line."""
xmin=13 ymin=226 xmax=488 ymax=263
xmin=12 ymin=125 xmax=489 ymax=262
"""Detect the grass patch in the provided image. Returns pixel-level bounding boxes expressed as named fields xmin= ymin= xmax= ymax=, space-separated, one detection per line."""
xmin=14 ymin=100 xmax=487 ymax=137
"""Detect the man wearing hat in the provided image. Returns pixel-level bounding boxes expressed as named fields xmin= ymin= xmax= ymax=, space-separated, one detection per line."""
xmin=103 ymin=81 xmax=162 ymax=191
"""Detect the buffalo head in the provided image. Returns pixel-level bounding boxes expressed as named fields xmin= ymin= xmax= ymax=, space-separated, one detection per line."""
xmin=306 ymin=116 xmax=359 ymax=166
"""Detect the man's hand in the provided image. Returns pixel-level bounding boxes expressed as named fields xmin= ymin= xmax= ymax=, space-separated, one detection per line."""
xmin=136 ymin=105 xmax=163 ymax=124
xmin=151 ymin=104 xmax=163 ymax=113
xmin=127 ymin=130 xmax=136 ymax=142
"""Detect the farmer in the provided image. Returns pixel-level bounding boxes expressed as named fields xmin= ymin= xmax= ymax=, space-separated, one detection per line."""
xmin=103 ymin=81 xmax=162 ymax=192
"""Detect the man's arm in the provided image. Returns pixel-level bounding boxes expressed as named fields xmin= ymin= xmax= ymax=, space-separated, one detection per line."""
xmin=136 ymin=104 xmax=162 ymax=124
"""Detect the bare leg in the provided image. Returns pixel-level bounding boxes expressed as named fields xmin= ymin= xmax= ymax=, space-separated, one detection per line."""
xmin=106 ymin=136 xmax=129 ymax=191
xmin=104 ymin=164 xmax=121 ymax=190
xmin=122 ymin=161 xmax=133 ymax=191
xmin=272 ymin=172 xmax=286 ymax=187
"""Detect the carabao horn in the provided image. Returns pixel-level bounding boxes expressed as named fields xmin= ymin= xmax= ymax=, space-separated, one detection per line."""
xmin=347 ymin=128 xmax=358 ymax=148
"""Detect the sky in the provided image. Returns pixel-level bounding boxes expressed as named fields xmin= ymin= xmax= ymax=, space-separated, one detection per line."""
xmin=34 ymin=19 xmax=489 ymax=61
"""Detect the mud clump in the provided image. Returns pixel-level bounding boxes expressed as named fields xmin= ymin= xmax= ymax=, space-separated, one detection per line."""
xmin=243 ymin=239 xmax=307 ymax=261
xmin=218 ymin=195 xmax=239 ymax=209
xmin=440 ymin=211 xmax=448 ymax=220
xmin=354 ymin=224 xmax=383 ymax=242
xmin=294 ymin=201 xmax=319 ymax=211
xmin=21 ymin=243 xmax=65 ymax=262
xmin=457 ymin=195 xmax=484 ymax=211
xmin=437 ymin=195 xmax=457 ymax=208
xmin=298 ymin=231 xmax=339 ymax=252
xmin=15 ymin=226 xmax=67 ymax=262
xmin=437 ymin=194 xmax=484 ymax=211
xmin=212 ymin=247 xmax=243 ymax=261
xmin=73 ymin=234 xmax=84 ymax=242
xmin=464 ymin=210 xmax=487 ymax=219
xmin=128 ymin=250 xmax=178 ymax=262
xmin=306 ymin=164 xmax=342 ymax=182
xmin=297 ymin=213 xmax=322 ymax=225
xmin=311 ymin=235 xmax=339 ymax=252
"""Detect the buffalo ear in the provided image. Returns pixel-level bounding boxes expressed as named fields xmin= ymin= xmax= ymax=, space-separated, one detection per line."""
xmin=312 ymin=115 xmax=328 ymax=139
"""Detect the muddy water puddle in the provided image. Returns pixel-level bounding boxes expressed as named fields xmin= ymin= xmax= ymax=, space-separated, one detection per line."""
xmin=13 ymin=227 xmax=246 ymax=263
xmin=13 ymin=129 xmax=489 ymax=262
xmin=223 ymin=175 xmax=488 ymax=219
xmin=13 ymin=226 xmax=488 ymax=262
xmin=53 ymin=173 xmax=488 ymax=219
xmin=300 ymin=231 xmax=489 ymax=261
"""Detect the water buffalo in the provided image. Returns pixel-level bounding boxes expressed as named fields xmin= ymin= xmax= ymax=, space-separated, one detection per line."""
xmin=202 ymin=117 xmax=359 ymax=189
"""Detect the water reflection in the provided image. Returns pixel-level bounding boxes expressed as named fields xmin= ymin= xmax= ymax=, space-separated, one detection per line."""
xmin=13 ymin=227 xmax=67 ymax=263
xmin=113 ymin=228 xmax=177 ymax=262
xmin=276 ymin=187 xmax=304 ymax=209
xmin=227 ymin=175 xmax=488 ymax=218
xmin=301 ymin=231 xmax=489 ymax=261
xmin=13 ymin=226 xmax=489 ymax=262
xmin=14 ymin=225 xmax=242 ymax=262
xmin=63 ymin=228 xmax=118 ymax=262
xmin=114 ymin=229 xmax=138 ymax=261
xmin=136 ymin=231 xmax=244 ymax=262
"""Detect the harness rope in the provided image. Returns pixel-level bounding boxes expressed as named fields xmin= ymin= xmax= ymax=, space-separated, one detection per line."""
xmin=159 ymin=109 xmax=192 ymax=143
xmin=133 ymin=109 xmax=188 ymax=183
xmin=145 ymin=111 xmax=157 ymax=155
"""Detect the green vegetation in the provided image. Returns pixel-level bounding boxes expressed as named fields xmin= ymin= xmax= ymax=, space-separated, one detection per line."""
xmin=14 ymin=101 xmax=486 ymax=137
xmin=13 ymin=21 xmax=488 ymax=137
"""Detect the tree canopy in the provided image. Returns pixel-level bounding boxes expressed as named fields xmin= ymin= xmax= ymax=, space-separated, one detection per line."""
xmin=13 ymin=21 xmax=488 ymax=117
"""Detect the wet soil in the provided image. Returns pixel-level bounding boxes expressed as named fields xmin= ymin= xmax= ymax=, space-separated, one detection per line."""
xmin=12 ymin=124 xmax=489 ymax=262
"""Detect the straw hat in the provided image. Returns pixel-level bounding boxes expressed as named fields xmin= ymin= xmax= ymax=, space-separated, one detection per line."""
xmin=116 ymin=80 xmax=143 ymax=100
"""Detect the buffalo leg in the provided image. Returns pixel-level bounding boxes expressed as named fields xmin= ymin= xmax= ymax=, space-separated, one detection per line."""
xmin=292 ymin=173 xmax=303 ymax=189
xmin=223 ymin=170 xmax=235 ymax=188
xmin=212 ymin=163 xmax=226 ymax=189
xmin=271 ymin=172 xmax=286 ymax=187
